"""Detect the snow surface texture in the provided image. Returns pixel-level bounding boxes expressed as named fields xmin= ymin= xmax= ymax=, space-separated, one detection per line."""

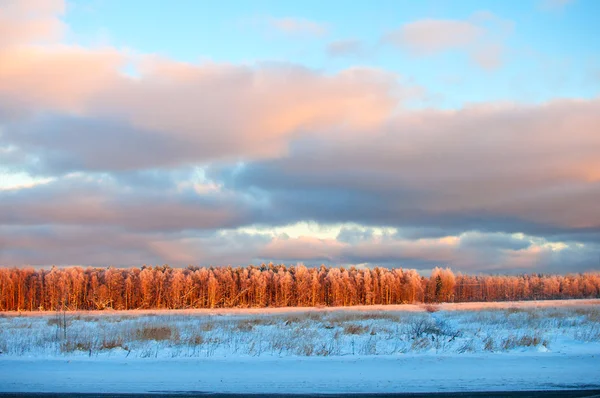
xmin=1 ymin=299 xmax=599 ymax=394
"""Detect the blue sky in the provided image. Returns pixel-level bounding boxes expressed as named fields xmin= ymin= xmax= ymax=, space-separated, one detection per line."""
xmin=0 ymin=0 xmax=599 ymax=273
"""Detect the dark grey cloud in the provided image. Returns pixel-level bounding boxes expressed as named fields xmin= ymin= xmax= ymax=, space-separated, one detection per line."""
xmin=0 ymin=225 xmax=274 ymax=267
xmin=458 ymin=232 xmax=532 ymax=251
xmin=0 ymin=225 xmax=160 ymax=267
xmin=2 ymin=115 xmax=200 ymax=174
xmin=211 ymin=98 xmax=600 ymax=241
xmin=216 ymin=162 xmax=600 ymax=239
xmin=337 ymin=226 xmax=376 ymax=244
xmin=0 ymin=174 xmax=263 ymax=233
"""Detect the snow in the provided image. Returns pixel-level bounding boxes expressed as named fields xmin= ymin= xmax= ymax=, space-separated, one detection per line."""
xmin=1 ymin=299 xmax=599 ymax=394
xmin=2 ymin=354 xmax=599 ymax=394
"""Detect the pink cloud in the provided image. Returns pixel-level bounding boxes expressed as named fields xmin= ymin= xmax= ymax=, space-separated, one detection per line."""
xmin=470 ymin=43 xmax=504 ymax=70
xmin=0 ymin=46 xmax=124 ymax=114
xmin=383 ymin=13 xmax=513 ymax=70
xmin=0 ymin=0 xmax=410 ymax=168
xmin=0 ymin=50 xmax=407 ymax=167
xmin=261 ymin=236 xmax=346 ymax=262
xmin=0 ymin=0 xmax=65 ymax=48
xmin=386 ymin=19 xmax=483 ymax=55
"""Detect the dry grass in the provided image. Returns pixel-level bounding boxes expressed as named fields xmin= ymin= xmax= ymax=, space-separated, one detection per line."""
xmin=411 ymin=337 xmax=431 ymax=350
xmin=60 ymin=340 xmax=92 ymax=353
xmin=326 ymin=312 xmax=401 ymax=323
xmin=574 ymin=324 xmax=600 ymax=341
xmin=187 ymin=333 xmax=204 ymax=346
xmin=284 ymin=312 xmax=323 ymax=324
xmin=458 ymin=339 xmax=476 ymax=353
xmin=9 ymin=321 xmax=34 ymax=329
xmin=135 ymin=326 xmax=172 ymax=341
xmin=200 ymin=321 xmax=215 ymax=331
xmin=574 ymin=307 xmax=600 ymax=322
xmin=300 ymin=343 xmax=315 ymax=356
xmin=501 ymin=334 xmax=547 ymax=350
xmin=506 ymin=307 xmax=526 ymax=314
xmin=234 ymin=318 xmax=273 ymax=332
xmin=101 ymin=337 xmax=128 ymax=351
xmin=46 ymin=317 xmax=71 ymax=327
xmin=483 ymin=336 xmax=495 ymax=351
xmin=342 ymin=323 xmax=369 ymax=335
xmin=2 ymin=304 xmax=599 ymax=359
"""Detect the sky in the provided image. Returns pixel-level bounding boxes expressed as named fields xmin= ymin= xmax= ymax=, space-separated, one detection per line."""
xmin=0 ymin=0 xmax=599 ymax=273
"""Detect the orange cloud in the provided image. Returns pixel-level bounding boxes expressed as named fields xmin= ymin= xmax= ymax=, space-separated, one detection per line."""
xmin=0 ymin=46 xmax=124 ymax=114
xmin=0 ymin=0 xmax=408 ymax=167
xmin=0 ymin=0 xmax=65 ymax=48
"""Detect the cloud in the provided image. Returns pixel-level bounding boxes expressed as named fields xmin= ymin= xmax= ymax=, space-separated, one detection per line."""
xmin=0 ymin=1 xmax=124 ymax=118
xmin=260 ymin=235 xmax=346 ymax=263
xmin=0 ymin=169 xmax=54 ymax=190
xmin=1 ymin=0 xmax=598 ymax=273
xmin=4 ymin=221 xmax=595 ymax=274
xmin=255 ymin=231 xmax=599 ymax=273
xmin=267 ymin=17 xmax=328 ymax=37
xmin=219 ymin=98 xmax=600 ymax=238
xmin=4 ymin=115 xmax=197 ymax=173
xmin=1 ymin=2 xmax=414 ymax=175
xmin=383 ymin=13 xmax=513 ymax=70
xmin=458 ymin=232 xmax=531 ymax=251
xmin=0 ymin=173 xmax=261 ymax=233
xmin=0 ymin=46 xmax=125 ymax=116
xmin=327 ymin=39 xmax=365 ymax=57
xmin=470 ymin=43 xmax=504 ymax=70
xmin=0 ymin=166 xmax=596 ymax=272
xmin=1 ymin=58 xmax=406 ymax=172
xmin=0 ymin=225 xmax=272 ymax=267
xmin=385 ymin=19 xmax=483 ymax=55
xmin=0 ymin=0 xmax=65 ymax=48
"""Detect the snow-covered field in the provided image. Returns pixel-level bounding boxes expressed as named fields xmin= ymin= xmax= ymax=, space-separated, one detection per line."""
xmin=1 ymin=299 xmax=599 ymax=394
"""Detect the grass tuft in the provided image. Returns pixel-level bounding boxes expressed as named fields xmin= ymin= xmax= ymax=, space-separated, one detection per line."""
xmin=343 ymin=323 xmax=369 ymax=335
xmin=136 ymin=326 xmax=172 ymax=341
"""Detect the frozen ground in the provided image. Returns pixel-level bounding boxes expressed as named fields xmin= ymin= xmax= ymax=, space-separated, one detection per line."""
xmin=1 ymin=299 xmax=599 ymax=394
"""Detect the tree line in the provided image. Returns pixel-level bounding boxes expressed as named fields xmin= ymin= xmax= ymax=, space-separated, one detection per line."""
xmin=0 ymin=264 xmax=599 ymax=311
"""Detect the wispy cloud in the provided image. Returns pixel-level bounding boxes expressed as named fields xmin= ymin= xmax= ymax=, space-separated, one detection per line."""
xmin=327 ymin=39 xmax=365 ymax=57
xmin=382 ymin=12 xmax=513 ymax=70
xmin=384 ymin=19 xmax=483 ymax=55
xmin=267 ymin=17 xmax=328 ymax=37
